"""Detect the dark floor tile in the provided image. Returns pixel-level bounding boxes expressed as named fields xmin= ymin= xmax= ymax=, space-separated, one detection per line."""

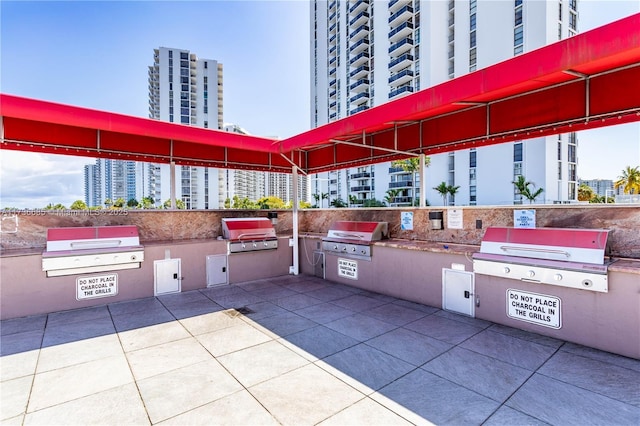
xmin=459 ymin=329 xmax=557 ymax=371
xmin=273 ymin=294 xmax=323 ymax=311
xmin=367 ymin=327 xmax=452 ymax=366
xmin=325 ymin=313 xmax=396 ymax=341
xmin=330 ymin=294 xmax=388 ymax=312
xmin=108 ymin=297 xmax=164 ymax=316
xmin=164 ymin=300 xmax=224 ymax=320
xmin=378 ymin=368 xmax=499 ymax=425
xmin=257 ymin=312 xmax=317 ymax=337
xmin=483 ymin=406 xmax=549 ymax=426
xmin=361 ymin=302 xmax=427 ymax=326
xmin=250 ymin=287 xmax=297 ymax=301
xmin=561 ymin=342 xmax=640 ymax=373
xmin=0 ymin=329 xmax=43 ymax=355
xmin=538 ymin=350 xmax=640 ymax=407
xmin=157 ymin=289 xmax=211 ymax=307
xmin=324 ymin=343 xmax=414 ymax=391
xmin=296 ymin=302 xmax=355 ymax=324
xmin=423 ymin=346 xmax=532 ymax=402
xmin=304 ymin=286 xmax=355 ymax=302
xmin=434 ymin=310 xmax=493 ymax=329
xmin=392 ymin=299 xmax=440 ymax=314
xmin=243 ymin=301 xmax=289 ymax=320
xmin=111 ymin=307 xmax=175 ymax=332
xmin=0 ymin=314 xmax=46 ymax=336
xmin=42 ymin=318 xmax=116 ymax=347
xmin=286 ymin=325 xmax=358 ymax=359
xmin=211 ymin=292 xmax=265 ymax=309
xmin=507 ymin=373 xmax=640 ymax=425
xmin=404 ymin=314 xmax=484 ymax=345
xmin=488 ymin=323 xmax=564 ymax=349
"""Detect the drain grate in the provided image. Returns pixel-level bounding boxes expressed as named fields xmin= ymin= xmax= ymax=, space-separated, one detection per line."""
xmin=223 ymin=306 xmax=255 ymax=317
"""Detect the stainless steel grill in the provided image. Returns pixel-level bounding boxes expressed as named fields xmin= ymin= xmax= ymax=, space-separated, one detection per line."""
xmin=473 ymin=227 xmax=612 ymax=292
xmin=221 ymin=218 xmax=278 ymax=253
xmin=42 ymin=225 xmax=144 ymax=277
xmin=322 ymin=221 xmax=388 ymax=261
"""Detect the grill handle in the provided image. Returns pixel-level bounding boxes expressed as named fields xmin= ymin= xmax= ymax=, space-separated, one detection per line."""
xmin=237 ymin=232 xmax=273 ymax=240
xmin=333 ymin=232 xmax=365 ymax=240
xmin=500 ymin=245 xmax=571 ymax=258
xmin=70 ymin=239 xmax=122 ymax=249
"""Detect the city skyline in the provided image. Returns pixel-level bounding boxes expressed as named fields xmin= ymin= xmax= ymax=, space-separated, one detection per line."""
xmin=1 ymin=0 xmax=639 ymax=209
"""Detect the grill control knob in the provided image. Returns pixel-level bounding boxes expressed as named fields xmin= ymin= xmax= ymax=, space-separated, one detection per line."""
xmin=361 ymin=250 xmax=366 ymax=254
xmin=253 ymin=243 xmax=257 ymax=248
xmin=553 ymin=274 xmax=562 ymax=281
xmin=527 ymin=270 xmax=535 ymax=278
xmin=351 ymin=247 xmax=356 ymax=252
xmin=503 ymin=267 xmax=510 ymax=274
xmin=333 ymin=245 xmax=338 ymax=250
xmin=264 ymin=242 xmax=268 ymax=247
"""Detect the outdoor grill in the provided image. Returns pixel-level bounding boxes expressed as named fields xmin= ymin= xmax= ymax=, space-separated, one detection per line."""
xmin=473 ymin=227 xmax=613 ymax=292
xmin=221 ymin=218 xmax=278 ymax=254
xmin=42 ymin=225 xmax=144 ymax=277
xmin=322 ymin=221 xmax=388 ymax=261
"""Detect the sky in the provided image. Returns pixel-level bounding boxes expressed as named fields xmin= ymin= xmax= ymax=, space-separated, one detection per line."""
xmin=1 ymin=0 xmax=639 ymax=209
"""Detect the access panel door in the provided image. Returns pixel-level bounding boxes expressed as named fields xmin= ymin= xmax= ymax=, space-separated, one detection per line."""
xmin=442 ymin=268 xmax=475 ymax=317
xmin=154 ymin=258 xmax=181 ymax=295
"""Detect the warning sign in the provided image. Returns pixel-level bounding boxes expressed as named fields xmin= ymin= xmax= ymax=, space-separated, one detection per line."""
xmin=507 ymin=289 xmax=561 ymax=329
xmin=338 ymin=258 xmax=358 ymax=280
xmin=76 ymin=274 xmax=118 ymax=301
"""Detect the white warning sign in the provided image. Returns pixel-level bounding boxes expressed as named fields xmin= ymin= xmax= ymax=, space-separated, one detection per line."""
xmin=76 ymin=274 xmax=118 ymax=301
xmin=338 ymin=258 xmax=358 ymax=280
xmin=507 ymin=289 xmax=561 ymax=329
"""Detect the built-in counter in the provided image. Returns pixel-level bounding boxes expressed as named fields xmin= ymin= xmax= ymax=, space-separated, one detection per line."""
xmin=299 ymin=235 xmax=640 ymax=359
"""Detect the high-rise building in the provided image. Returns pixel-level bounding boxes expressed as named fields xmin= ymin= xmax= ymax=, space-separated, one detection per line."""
xmin=310 ymin=0 xmax=580 ymax=206
xmin=147 ymin=47 xmax=224 ymax=208
xmin=84 ymin=159 xmax=138 ymax=207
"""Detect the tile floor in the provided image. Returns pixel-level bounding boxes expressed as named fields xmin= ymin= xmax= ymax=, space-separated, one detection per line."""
xmin=1 ymin=274 xmax=639 ymax=425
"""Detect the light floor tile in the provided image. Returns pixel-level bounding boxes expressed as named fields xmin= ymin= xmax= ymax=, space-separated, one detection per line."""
xmin=126 ymin=337 xmax=211 ymax=380
xmin=0 ymin=330 xmax=43 ymax=356
xmin=218 ymin=340 xmax=309 ymax=387
xmin=196 ymin=322 xmax=272 ymax=357
xmin=118 ymin=320 xmax=191 ymax=352
xmin=42 ymin=319 xmax=115 ymax=347
xmin=1 ymin=350 xmax=39 ymax=382
xmin=249 ymin=364 xmax=364 ymax=425
xmin=158 ymin=390 xmax=279 ymax=425
xmin=0 ymin=375 xmax=33 ymax=420
xmin=36 ymin=334 xmax=122 ymax=373
xmin=28 ymin=354 xmax=133 ymax=412
xmin=137 ymin=359 xmax=243 ymax=424
xmin=178 ymin=309 xmax=244 ymax=336
xmin=23 ymin=383 xmax=149 ymax=426
xmin=319 ymin=397 xmax=413 ymax=425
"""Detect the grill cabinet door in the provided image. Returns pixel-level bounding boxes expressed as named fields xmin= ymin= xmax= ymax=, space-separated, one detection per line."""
xmin=442 ymin=268 xmax=475 ymax=317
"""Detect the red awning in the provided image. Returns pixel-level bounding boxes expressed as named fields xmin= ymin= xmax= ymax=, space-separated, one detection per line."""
xmin=1 ymin=14 xmax=639 ymax=174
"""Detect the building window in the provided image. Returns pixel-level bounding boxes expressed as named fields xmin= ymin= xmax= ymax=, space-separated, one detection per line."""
xmin=514 ymin=142 xmax=523 ymax=162
xmin=204 ymin=61 xmax=207 ymax=69
xmin=180 ymin=52 xmax=188 ymax=60
xmin=558 ymin=161 xmax=562 ymax=179
xmin=469 ymin=150 xmax=477 ymax=168
xmin=569 ymin=12 xmax=577 ymax=31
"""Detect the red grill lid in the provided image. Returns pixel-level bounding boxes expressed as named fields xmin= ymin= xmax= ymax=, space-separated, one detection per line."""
xmin=221 ymin=218 xmax=276 ymax=241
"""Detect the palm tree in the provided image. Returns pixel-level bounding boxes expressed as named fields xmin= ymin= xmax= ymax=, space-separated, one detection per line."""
xmin=392 ymin=156 xmax=430 ymax=207
xmin=447 ymin=184 xmax=461 ymax=206
xmin=578 ymin=183 xmax=596 ymax=202
xmin=512 ymin=175 xmax=544 ymax=204
xmin=384 ymin=189 xmax=401 ymax=205
xmin=433 ymin=182 xmax=449 ymax=205
xmin=321 ymin=192 xmax=329 ymax=208
xmin=311 ymin=193 xmax=320 ymax=208
xmin=348 ymin=195 xmax=358 ymax=207
xmin=614 ymin=166 xmax=640 ymax=194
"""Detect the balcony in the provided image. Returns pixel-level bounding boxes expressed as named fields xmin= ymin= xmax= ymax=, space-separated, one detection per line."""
xmin=329 ymin=78 xmax=337 ymax=88
xmin=349 ymin=38 xmax=370 ymax=55
xmin=350 ymin=172 xmax=371 ymax=179
xmin=389 ymin=181 xmax=413 ymax=189
xmin=349 ymin=11 xmax=369 ymax=28
xmin=349 ymin=51 xmax=370 ymax=67
xmin=388 ymin=85 xmax=414 ymax=99
xmin=349 ymin=0 xmax=368 ymax=15
xmin=349 ymin=91 xmax=370 ymax=105
xmin=328 ymin=89 xmax=337 ymax=98
xmin=388 ymin=53 xmax=414 ymax=72
xmin=329 ymin=101 xmax=337 ymax=110
xmin=388 ymin=37 xmax=414 ymax=55
xmin=389 ymin=5 xmax=413 ymax=26
xmin=329 ymin=0 xmax=337 ymax=12
xmin=388 ymin=21 xmax=414 ymax=42
xmin=329 ymin=45 xmax=337 ymax=55
xmin=329 ymin=56 xmax=337 ymax=66
xmin=350 ymin=24 xmax=370 ymax=42
xmin=389 ymin=0 xmax=410 ymax=13
xmin=389 ymin=68 xmax=414 ymax=85
xmin=329 ymin=11 xmax=337 ymax=22
xmin=329 ymin=67 xmax=337 ymax=76
xmin=350 ymin=105 xmax=369 ymax=115
xmin=350 ymin=185 xmax=372 ymax=192
xmin=349 ymin=78 xmax=370 ymax=92
xmin=329 ymin=33 xmax=337 ymax=46
xmin=329 ymin=22 xmax=337 ymax=35
xmin=349 ymin=65 xmax=370 ymax=80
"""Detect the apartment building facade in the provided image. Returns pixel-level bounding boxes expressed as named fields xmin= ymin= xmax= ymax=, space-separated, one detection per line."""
xmin=310 ymin=0 xmax=580 ymax=206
